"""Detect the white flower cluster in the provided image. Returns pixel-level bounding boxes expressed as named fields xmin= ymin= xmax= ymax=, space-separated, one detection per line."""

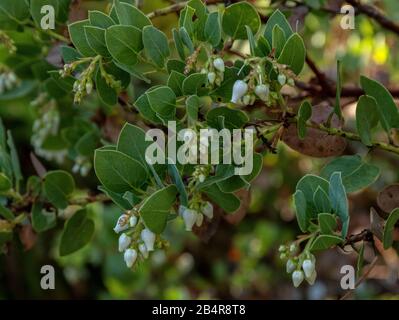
xmin=178 ymin=201 xmax=213 ymax=231
xmin=279 ymin=243 xmax=317 ymax=287
xmin=202 ymin=57 xmax=225 ymax=87
xmin=31 ymin=100 xmax=67 ymax=164
xmin=72 ymin=155 xmax=92 ymax=177
xmin=0 ymin=69 xmax=19 ymax=94
xmin=114 ymin=211 xmax=157 ymax=268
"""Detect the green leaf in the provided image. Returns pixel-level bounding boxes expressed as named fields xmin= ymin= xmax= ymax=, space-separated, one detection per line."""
xmin=360 ymin=75 xmax=399 ymax=131
xmin=95 ymin=68 xmax=117 ymax=106
xmin=84 ymin=26 xmax=110 ymax=57
xmin=293 ymin=189 xmax=308 ymax=232
xmin=318 ymin=213 xmax=337 ymax=235
xmin=117 ymin=123 xmax=152 ymax=171
xmin=59 ymin=209 xmax=95 ymax=256
xmin=134 ymin=93 xmax=163 ymax=124
xmin=113 ymin=0 xmax=151 ymax=29
xmin=383 ymin=208 xmax=399 ymax=249
xmin=321 ymin=155 xmax=380 ymax=193
xmin=179 ymin=27 xmax=194 ymax=53
xmin=186 ymin=95 xmax=199 ymax=125
xmin=0 ymin=1 xmax=30 ymax=23
xmin=218 ymin=153 xmax=263 ymax=192
xmin=313 ymin=186 xmax=331 ymax=213
xmin=43 ymin=170 xmax=75 ymax=209
xmin=94 ymin=149 xmax=148 ymax=193
xmin=264 ymin=9 xmax=293 ymax=45
xmin=297 ymin=100 xmax=312 ymax=139
xmin=7 ymin=131 xmax=22 ymax=190
xmin=246 ymin=25 xmax=257 ymax=56
xmin=256 ymin=36 xmax=271 ymax=57
xmin=139 ymin=185 xmax=178 ymax=234
xmin=179 ymin=5 xmax=195 ymax=36
xmin=272 ymin=25 xmax=286 ymax=57
xmin=182 ymin=73 xmax=207 ymax=95
xmin=172 ymin=28 xmax=186 ymax=60
xmin=0 ymin=172 xmax=12 ymax=192
xmin=167 ymin=71 xmax=186 ymax=97
xmin=98 ymin=185 xmax=132 ymax=210
xmin=142 ymin=25 xmax=170 ymax=68
xmin=222 ymin=2 xmax=260 ymax=39
xmin=197 ymin=165 xmax=236 ymax=190
xmin=145 ymin=86 xmax=176 ymax=123
xmin=31 ymin=203 xmax=56 ymax=233
xmin=203 ymin=184 xmax=241 ymax=213
xmin=167 ymin=59 xmax=186 ymax=74
xmin=296 ymin=174 xmax=330 ymax=218
xmin=0 ymin=203 xmax=14 ymax=220
xmin=334 ymin=60 xmax=343 ymax=119
xmin=310 ymin=234 xmax=343 ymax=252
xmin=329 ymin=172 xmax=349 ymax=237
xmin=277 ymin=33 xmax=306 ymax=75
xmin=68 ymin=20 xmax=96 ymax=57
xmin=105 ymin=25 xmax=143 ymax=66
xmin=356 ymin=95 xmax=379 ymax=146
xmin=206 ymin=107 xmax=249 ymax=130
xmin=205 ymin=12 xmax=221 ymax=47
xmin=60 ymin=46 xmax=82 ymax=64
xmin=168 ymin=164 xmax=188 ymax=207
xmin=88 ymin=10 xmax=115 ymax=28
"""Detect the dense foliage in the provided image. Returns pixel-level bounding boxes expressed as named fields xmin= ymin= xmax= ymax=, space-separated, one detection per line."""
xmin=0 ymin=0 xmax=399 ymax=299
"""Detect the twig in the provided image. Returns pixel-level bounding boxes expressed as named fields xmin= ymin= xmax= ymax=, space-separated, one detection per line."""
xmin=146 ymin=0 xmax=224 ymax=19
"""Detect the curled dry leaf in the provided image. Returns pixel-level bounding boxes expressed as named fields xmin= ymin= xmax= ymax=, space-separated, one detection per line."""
xmin=377 ymin=184 xmax=399 ymax=214
xmin=282 ymin=103 xmax=347 ymax=157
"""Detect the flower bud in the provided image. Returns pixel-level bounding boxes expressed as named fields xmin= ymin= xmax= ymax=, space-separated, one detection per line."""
xmin=292 ymin=270 xmax=304 ymax=288
xmin=278 ymin=74 xmax=286 ymax=86
xmin=202 ymin=202 xmax=213 ymax=219
xmin=196 ymin=213 xmax=204 ymax=227
xmin=278 ymin=245 xmax=286 ymax=252
xmin=289 ymin=243 xmax=298 ymax=254
xmin=113 ymin=214 xmax=129 ymax=233
xmin=85 ymin=81 xmax=93 ymax=95
xmin=243 ymin=95 xmax=251 ymax=105
xmin=138 ymin=243 xmax=149 ymax=259
xmin=286 ymin=259 xmax=296 ymax=273
xmin=207 ymin=72 xmax=216 ymax=84
xmin=306 ymin=270 xmax=317 ymax=285
xmin=182 ymin=208 xmax=197 ymax=231
xmin=129 ymin=216 xmax=137 ymax=228
xmin=254 ymin=84 xmax=269 ymax=101
xmin=179 ymin=205 xmax=187 ymax=216
xmin=288 ymin=78 xmax=295 ymax=86
xmin=213 ymin=58 xmax=225 ymax=73
xmin=302 ymin=259 xmax=315 ymax=278
xmin=231 ymin=80 xmax=248 ymax=104
xmin=118 ymin=233 xmax=131 ymax=252
xmin=141 ymin=228 xmax=156 ymax=251
xmin=124 ymin=248 xmax=137 ymax=268
xmin=198 ymin=174 xmax=205 ymax=183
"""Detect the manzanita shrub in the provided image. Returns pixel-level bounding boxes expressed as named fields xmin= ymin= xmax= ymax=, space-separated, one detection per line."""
xmin=1 ymin=0 xmax=399 ymax=290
